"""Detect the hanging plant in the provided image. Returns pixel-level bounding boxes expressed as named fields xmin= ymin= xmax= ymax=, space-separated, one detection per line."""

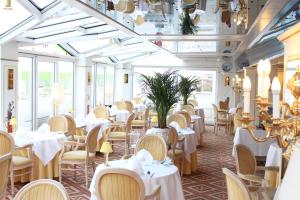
xmin=180 ymin=8 xmax=196 ymax=35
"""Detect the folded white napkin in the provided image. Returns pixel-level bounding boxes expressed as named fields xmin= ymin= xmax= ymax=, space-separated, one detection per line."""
xmin=86 ymin=112 xmax=96 ymax=120
xmin=169 ymin=121 xmax=180 ymax=132
xmin=125 ymin=155 xmax=144 ymax=176
xmin=136 ymin=149 xmax=153 ymax=162
xmin=38 ymin=123 xmax=50 ymax=132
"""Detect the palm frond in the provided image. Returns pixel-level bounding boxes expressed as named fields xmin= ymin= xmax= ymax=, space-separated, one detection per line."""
xmin=139 ymin=69 xmax=179 ymax=128
xmin=179 ymin=75 xmax=200 ymax=105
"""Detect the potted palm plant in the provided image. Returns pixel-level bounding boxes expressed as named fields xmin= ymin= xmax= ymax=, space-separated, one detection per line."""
xmin=140 ymin=70 xmax=179 ymax=129
xmin=179 ymin=75 xmax=199 ymax=105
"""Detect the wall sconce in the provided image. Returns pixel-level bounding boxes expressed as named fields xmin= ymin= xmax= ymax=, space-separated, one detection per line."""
xmin=224 ymin=76 xmax=230 ymax=87
xmin=124 ymin=74 xmax=128 ymax=83
xmin=231 ymin=75 xmax=243 ymax=93
xmin=3 ymin=0 xmax=12 ymax=9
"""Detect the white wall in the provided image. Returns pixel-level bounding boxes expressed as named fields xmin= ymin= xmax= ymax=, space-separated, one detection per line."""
xmin=0 ymin=41 xmax=18 ymax=130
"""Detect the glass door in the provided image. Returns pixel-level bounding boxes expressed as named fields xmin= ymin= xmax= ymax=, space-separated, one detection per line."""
xmin=18 ymin=57 xmax=33 ymax=130
xmin=37 ymin=61 xmax=55 ymax=127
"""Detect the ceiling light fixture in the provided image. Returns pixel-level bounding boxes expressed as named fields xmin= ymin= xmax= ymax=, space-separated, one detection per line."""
xmin=3 ymin=0 xmax=12 ymax=10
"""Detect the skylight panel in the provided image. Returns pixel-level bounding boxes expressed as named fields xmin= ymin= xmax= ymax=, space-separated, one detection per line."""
xmin=0 ymin=1 xmax=32 ymax=36
xmin=69 ymin=39 xmax=110 ymax=53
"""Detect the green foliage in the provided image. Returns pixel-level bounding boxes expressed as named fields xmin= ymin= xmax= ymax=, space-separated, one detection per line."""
xmin=179 ymin=75 xmax=200 ymax=105
xmin=180 ymin=8 xmax=196 ymax=35
xmin=140 ymin=70 xmax=179 ymax=128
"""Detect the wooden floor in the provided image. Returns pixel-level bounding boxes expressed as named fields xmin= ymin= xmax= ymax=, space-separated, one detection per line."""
xmin=6 ymin=125 xmax=236 ymax=200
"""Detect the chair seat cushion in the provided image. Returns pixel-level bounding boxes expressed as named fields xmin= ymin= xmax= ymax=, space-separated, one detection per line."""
xmin=13 ymin=156 xmax=32 ymax=166
xmin=109 ymin=131 xmax=127 ymax=139
xmin=167 ymin=149 xmax=184 ymax=157
xmin=132 ymin=119 xmax=145 ymax=125
xmin=62 ymin=150 xmax=95 ymax=161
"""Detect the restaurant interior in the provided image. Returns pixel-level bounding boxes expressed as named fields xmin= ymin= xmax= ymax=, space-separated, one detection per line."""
xmin=0 ymin=0 xmax=300 ymax=199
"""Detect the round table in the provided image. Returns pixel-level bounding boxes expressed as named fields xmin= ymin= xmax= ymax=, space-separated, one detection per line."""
xmin=13 ymin=131 xmax=66 ymax=181
xmin=75 ymin=117 xmax=110 ymax=141
xmin=191 ymin=114 xmax=204 ymax=145
xmin=233 ymin=127 xmax=275 ymax=157
xmin=146 ymin=127 xmax=198 ymax=175
xmin=110 ymin=109 xmax=130 ymax=122
xmin=89 ymin=159 xmax=184 ymax=200
xmin=265 ymin=143 xmax=282 ymax=167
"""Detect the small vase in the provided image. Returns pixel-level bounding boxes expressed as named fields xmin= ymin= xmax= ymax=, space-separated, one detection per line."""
xmin=7 ymin=122 xmax=13 ymax=133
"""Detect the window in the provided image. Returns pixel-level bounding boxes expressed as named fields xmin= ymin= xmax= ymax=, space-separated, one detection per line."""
xmin=37 ymin=61 xmax=55 ymax=127
xmin=58 ymin=61 xmax=74 ymax=114
xmin=133 ymin=67 xmax=168 ymax=97
xmin=104 ymin=66 xmax=115 ymax=105
xmin=18 ymin=57 xmax=33 ymax=130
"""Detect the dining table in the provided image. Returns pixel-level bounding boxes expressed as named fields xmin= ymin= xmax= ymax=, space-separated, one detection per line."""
xmin=12 ymin=130 xmax=66 ymax=182
xmin=109 ymin=107 xmax=130 ymax=122
xmin=89 ymin=159 xmax=185 ymax=200
xmin=265 ymin=142 xmax=282 ymax=167
xmin=233 ymin=127 xmax=275 ymax=157
xmin=146 ymin=127 xmax=198 ymax=175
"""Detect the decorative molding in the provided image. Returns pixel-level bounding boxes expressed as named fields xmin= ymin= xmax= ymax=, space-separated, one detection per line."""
xmin=278 ymin=22 xmax=300 ymax=42
xmin=0 ymin=58 xmax=18 ymax=62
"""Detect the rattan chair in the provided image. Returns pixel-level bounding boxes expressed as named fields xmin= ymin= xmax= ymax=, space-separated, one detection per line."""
xmin=133 ymin=97 xmax=142 ymax=105
xmin=0 ymin=154 xmax=12 ymax=200
xmin=212 ymin=104 xmax=231 ymax=135
xmin=132 ymin=108 xmax=149 ymax=131
xmin=14 ymin=179 xmax=70 ymax=200
xmin=124 ymin=101 xmax=134 ymax=113
xmin=115 ymin=101 xmax=126 ymax=110
xmin=135 ymin=134 xmax=167 ymax=162
xmin=93 ymin=106 xmax=110 ymax=119
xmin=176 ymin=111 xmax=192 ymax=127
xmin=0 ymin=131 xmax=34 ymax=197
xmin=94 ymin=168 xmax=160 ymax=200
xmin=48 ymin=115 xmax=68 ymax=133
xmin=59 ymin=125 xmax=100 ymax=187
xmin=235 ymin=144 xmax=280 ymax=188
xmin=167 ymin=114 xmax=187 ymax=129
xmin=187 ymin=99 xmax=198 ymax=107
xmin=107 ymin=113 xmax=135 ymax=155
xmin=182 ymin=105 xmax=195 ymax=115
xmin=64 ymin=115 xmax=76 ymax=141
xmin=167 ymin=127 xmax=185 ymax=176
xmin=223 ymin=168 xmax=275 ymax=200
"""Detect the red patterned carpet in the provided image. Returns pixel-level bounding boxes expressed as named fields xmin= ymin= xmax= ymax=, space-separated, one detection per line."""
xmin=6 ymin=125 xmax=235 ymax=200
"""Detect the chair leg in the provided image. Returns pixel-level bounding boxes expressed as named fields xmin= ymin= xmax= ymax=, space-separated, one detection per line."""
xmin=85 ymin=162 xmax=89 ymax=187
xmin=59 ymin=163 xmax=62 ymax=183
xmin=180 ymin=158 xmax=184 ymax=176
xmin=92 ymin=161 xmax=95 ymax=172
xmin=10 ymin=169 xmax=14 ymax=197
xmin=213 ymin=124 xmax=216 ymax=134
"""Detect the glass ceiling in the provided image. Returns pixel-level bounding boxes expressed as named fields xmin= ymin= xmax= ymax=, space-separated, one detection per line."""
xmin=69 ymin=39 xmax=111 ymax=53
xmin=0 ymin=1 xmax=32 ymax=36
xmin=84 ymin=0 xmax=217 ymax=35
xmin=29 ymin=0 xmax=56 ymax=9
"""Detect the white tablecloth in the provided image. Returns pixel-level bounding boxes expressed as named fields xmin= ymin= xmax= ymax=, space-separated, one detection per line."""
xmin=89 ymin=160 xmax=184 ymax=200
xmin=146 ymin=127 xmax=197 ymax=162
xmin=134 ymin=104 xmax=147 ymax=112
xmin=191 ymin=115 xmax=204 ymax=142
xmin=233 ymin=128 xmax=275 ymax=157
xmin=110 ymin=108 xmax=130 ymax=122
xmin=265 ymin=143 xmax=282 ymax=167
xmin=75 ymin=117 xmax=110 ymax=141
xmin=13 ymin=131 xmax=66 ymax=166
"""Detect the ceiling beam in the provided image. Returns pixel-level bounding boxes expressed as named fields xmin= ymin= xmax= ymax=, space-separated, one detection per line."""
xmin=176 ymin=52 xmax=234 ymax=57
xmin=141 ymin=34 xmax=246 ymax=41
xmin=234 ymin=0 xmax=298 ymax=61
